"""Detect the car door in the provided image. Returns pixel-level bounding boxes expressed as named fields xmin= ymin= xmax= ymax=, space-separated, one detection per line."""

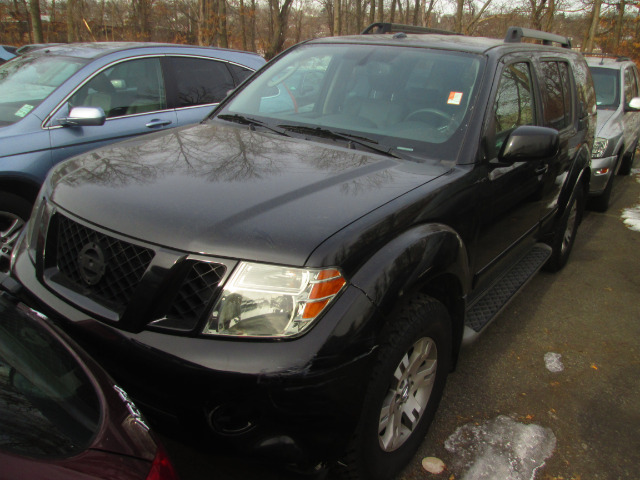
xmin=164 ymin=56 xmax=237 ymax=126
xmin=48 ymin=57 xmax=177 ymax=163
xmin=472 ymin=59 xmax=560 ymax=291
xmin=622 ymin=65 xmax=640 ymax=150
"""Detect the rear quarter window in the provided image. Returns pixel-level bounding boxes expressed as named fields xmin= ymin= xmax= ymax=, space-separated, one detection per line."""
xmin=540 ymin=60 xmax=572 ymax=130
xmin=169 ymin=57 xmax=235 ymax=107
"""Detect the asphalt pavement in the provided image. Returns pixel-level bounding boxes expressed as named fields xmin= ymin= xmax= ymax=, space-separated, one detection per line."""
xmin=162 ymin=167 xmax=640 ymax=480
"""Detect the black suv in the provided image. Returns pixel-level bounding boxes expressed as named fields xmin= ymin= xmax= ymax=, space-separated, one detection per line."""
xmin=8 ymin=25 xmax=595 ymax=480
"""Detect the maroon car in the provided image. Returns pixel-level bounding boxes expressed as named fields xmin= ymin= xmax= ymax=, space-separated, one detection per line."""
xmin=0 ymin=291 xmax=179 ymax=480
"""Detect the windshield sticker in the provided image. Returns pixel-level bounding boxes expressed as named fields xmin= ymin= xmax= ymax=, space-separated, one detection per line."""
xmin=447 ymin=92 xmax=463 ymax=105
xmin=15 ymin=104 xmax=34 ymax=118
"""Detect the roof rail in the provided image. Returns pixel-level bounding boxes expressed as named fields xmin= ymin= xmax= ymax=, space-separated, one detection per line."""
xmin=584 ymin=53 xmax=631 ymax=62
xmin=504 ymin=26 xmax=571 ymax=49
xmin=361 ymin=22 xmax=459 ymax=36
xmin=15 ymin=43 xmax=64 ymax=55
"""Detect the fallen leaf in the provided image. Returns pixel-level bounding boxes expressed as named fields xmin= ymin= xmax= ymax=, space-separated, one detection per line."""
xmin=591 ymin=364 xmax=598 ymax=370
xmin=422 ymin=456 xmax=446 ymax=474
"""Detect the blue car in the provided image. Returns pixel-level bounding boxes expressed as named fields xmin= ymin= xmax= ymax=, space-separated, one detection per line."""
xmin=0 ymin=45 xmax=17 ymax=64
xmin=0 ymin=43 xmax=265 ymax=266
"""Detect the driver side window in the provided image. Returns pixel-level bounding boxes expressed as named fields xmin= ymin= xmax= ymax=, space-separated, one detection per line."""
xmin=493 ymin=62 xmax=535 ymax=154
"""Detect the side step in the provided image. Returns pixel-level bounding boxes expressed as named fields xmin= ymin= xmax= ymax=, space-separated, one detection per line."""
xmin=463 ymin=243 xmax=552 ymax=345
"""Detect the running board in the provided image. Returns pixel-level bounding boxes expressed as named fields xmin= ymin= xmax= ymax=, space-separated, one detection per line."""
xmin=463 ymin=243 xmax=552 ymax=345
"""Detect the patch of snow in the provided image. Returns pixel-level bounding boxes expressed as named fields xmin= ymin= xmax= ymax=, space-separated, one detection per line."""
xmin=632 ymin=168 xmax=640 ymax=183
xmin=544 ymin=352 xmax=564 ymax=373
xmin=444 ymin=415 xmax=556 ymax=480
xmin=622 ymin=204 xmax=640 ymax=232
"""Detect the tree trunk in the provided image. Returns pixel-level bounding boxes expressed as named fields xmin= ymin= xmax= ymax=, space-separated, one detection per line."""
xmin=377 ymin=0 xmax=383 ymax=22
xmin=412 ymin=0 xmax=420 ymax=25
xmin=29 ymin=0 xmax=43 ymax=42
xmin=249 ymin=0 xmax=256 ymax=51
xmin=239 ymin=0 xmax=247 ymax=50
xmin=265 ymin=0 xmax=294 ymax=60
xmin=454 ymin=0 xmax=464 ymax=33
xmin=67 ymin=0 xmax=76 ymax=42
xmin=584 ymin=0 xmax=602 ymax=53
xmin=333 ymin=0 xmax=341 ymax=35
xmin=218 ymin=0 xmax=228 ymax=47
xmin=369 ymin=0 xmax=375 ymax=25
xmin=390 ymin=0 xmax=397 ymax=23
xmin=614 ymin=0 xmax=626 ymax=53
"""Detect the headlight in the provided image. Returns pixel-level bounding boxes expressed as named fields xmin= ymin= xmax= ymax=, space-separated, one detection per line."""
xmin=592 ymin=137 xmax=609 ymax=159
xmin=26 ymin=195 xmax=47 ymax=264
xmin=203 ymin=262 xmax=346 ymax=337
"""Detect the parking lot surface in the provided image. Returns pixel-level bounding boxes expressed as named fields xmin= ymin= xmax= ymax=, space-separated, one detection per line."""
xmin=161 ymin=167 xmax=640 ymax=480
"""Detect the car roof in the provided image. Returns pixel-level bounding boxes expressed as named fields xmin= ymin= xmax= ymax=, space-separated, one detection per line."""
xmin=22 ymin=42 xmax=262 ymax=61
xmin=585 ymin=55 xmax=634 ymax=69
xmin=307 ymin=32 xmax=573 ymax=56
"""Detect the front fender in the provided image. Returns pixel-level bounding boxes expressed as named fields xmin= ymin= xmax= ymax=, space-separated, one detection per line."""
xmin=349 ymin=223 xmax=470 ymax=315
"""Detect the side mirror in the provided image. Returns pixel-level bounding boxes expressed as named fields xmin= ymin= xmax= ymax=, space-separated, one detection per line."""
xmin=58 ymin=106 xmax=106 ymax=127
xmin=498 ymin=126 xmax=559 ymax=163
xmin=625 ymin=97 xmax=640 ymax=112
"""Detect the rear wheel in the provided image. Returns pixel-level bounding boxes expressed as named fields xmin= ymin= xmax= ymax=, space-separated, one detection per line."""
xmin=618 ymin=142 xmax=637 ymax=176
xmin=545 ymin=184 xmax=584 ymax=272
xmin=336 ymin=295 xmax=451 ymax=480
xmin=0 ymin=193 xmax=32 ymax=271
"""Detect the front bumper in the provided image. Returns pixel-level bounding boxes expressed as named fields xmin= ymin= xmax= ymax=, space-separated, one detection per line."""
xmin=589 ymin=155 xmax=617 ymax=195
xmin=10 ymin=235 xmax=381 ymax=465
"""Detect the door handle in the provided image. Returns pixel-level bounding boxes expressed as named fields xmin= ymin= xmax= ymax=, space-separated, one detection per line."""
xmin=535 ymin=164 xmax=548 ymax=175
xmin=145 ymin=119 xmax=172 ymax=128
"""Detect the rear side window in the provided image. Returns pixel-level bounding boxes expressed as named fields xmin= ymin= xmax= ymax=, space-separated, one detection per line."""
xmin=541 ymin=60 xmax=572 ymax=131
xmin=228 ymin=63 xmax=254 ymax=84
xmin=169 ymin=57 xmax=235 ymax=107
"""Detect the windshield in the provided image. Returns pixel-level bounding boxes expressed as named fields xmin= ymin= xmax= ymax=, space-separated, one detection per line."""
xmin=216 ymin=43 xmax=483 ymax=161
xmin=0 ymin=54 xmax=87 ymax=126
xmin=590 ymin=67 xmax=620 ymax=109
xmin=0 ymin=296 xmax=100 ymax=458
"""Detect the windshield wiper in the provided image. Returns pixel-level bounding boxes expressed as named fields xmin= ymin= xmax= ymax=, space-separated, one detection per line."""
xmin=277 ymin=124 xmax=402 ymax=159
xmin=217 ymin=114 xmax=289 ymax=136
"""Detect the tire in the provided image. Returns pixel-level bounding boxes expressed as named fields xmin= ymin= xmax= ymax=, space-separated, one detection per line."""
xmin=336 ymin=295 xmax=452 ymax=480
xmin=588 ymin=158 xmax=617 ymax=213
xmin=544 ymin=184 xmax=584 ymax=272
xmin=618 ymin=142 xmax=636 ymax=176
xmin=0 ymin=192 xmax=32 ymax=271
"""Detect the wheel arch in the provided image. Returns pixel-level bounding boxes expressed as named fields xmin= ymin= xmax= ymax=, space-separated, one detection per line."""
xmin=0 ymin=177 xmax=41 ymax=206
xmin=349 ymin=223 xmax=470 ymax=367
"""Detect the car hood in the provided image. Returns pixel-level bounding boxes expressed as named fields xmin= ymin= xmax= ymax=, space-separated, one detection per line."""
xmin=48 ymin=123 xmax=449 ymax=266
xmin=595 ymin=109 xmax=618 ymax=137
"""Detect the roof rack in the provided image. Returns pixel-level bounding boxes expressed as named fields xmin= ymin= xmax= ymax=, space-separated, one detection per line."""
xmin=361 ymin=22 xmax=459 ymax=36
xmin=584 ymin=53 xmax=631 ymax=62
xmin=504 ymin=26 xmax=571 ymax=49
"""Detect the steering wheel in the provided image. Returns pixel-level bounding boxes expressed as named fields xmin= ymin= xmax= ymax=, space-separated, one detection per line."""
xmin=404 ymin=108 xmax=451 ymax=126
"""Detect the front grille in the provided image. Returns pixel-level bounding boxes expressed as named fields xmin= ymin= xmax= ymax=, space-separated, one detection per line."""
xmin=161 ymin=261 xmax=226 ymax=331
xmin=55 ymin=215 xmax=155 ymax=314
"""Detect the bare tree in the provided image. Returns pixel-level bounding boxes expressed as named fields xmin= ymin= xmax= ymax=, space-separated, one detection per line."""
xmin=265 ymin=0 xmax=294 ymax=59
xmin=583 ymin=0 xmax=603 ymax=52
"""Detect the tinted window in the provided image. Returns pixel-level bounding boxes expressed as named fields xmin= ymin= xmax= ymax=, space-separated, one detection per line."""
xmin=70 ymin=57 xmax=166 ymax=118
xmin=492 ymin=62 xmax=535 ymax=153
xmin=0 ymin=54 xmax=86 ymax=126
xmin=171 ymin=57 xmax=234 ymax=107
xmin=573 ymin=59 xmax=597 ymax=116
xmin=228 ymin=63 xmax=254 ymax=84
xmin=0 ymin=298 xmax=100 ymax=458
xmin=541 ymin=61 xmax=571 ymax=130
xmin=590 ymin=67 xmax=620 ymax=108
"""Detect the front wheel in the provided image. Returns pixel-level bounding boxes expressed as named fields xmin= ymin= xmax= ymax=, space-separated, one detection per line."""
xmin=336 ymin=295 xmax=452 ymax=480
xmin=0 ymin=193 xmax=32 ymax=272
xmin=618 ymin=142 xmax=636 ymax=176
xmin=544 ymin=184 xmax=584 ymax=272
